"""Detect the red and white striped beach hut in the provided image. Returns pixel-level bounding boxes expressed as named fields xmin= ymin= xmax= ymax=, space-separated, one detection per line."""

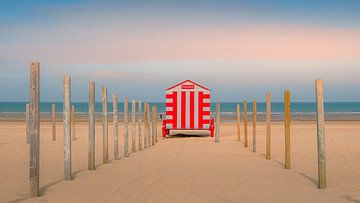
xmin=162 ymin=80 xmax=215 ymax=137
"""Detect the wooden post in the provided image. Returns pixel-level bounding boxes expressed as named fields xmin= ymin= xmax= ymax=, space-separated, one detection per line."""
xmin=315 ymin=80 xmax=327 ymax=188
xmin=215 ymin=102 xmax=220 ymax=143
xmin=138 ymin=101 xmax=143 ymax=151
xmin=113 ymin=95 xmax=119 ymax=160
xmin=154 ymin=105 xmax=158 ymax=143
xmin=236 ymin=104 xmax=240 ymax=141
xmin=143 ymin=103 xmax=148 ymax=149
xmin=124 ymin=96 xmax=129 ymax=157
xmin=71 ymin=104 xmax=76 ymax=141
xmin=26 ymin=103 xmax=30 ymax=143
xmin=147 ymin=103 xmax=151 ymax=147
xmin=284 ymin=90 xmax=291 ymax=169
xmin=252 ymin=100 xmax=257 ymax=152
xmin=244 ymin=101 xmax=248 ymax=148
xmin=51 ymin=103 xmax=56 ymax=141
xmin=29 ymin=62 xmax=40 ymax=196
xmin=88 ymin=81 xmax=96 ymax=170
xmin=152 ymin=105 xmax=156 ymax=145
xmin=102 ymin=87 xmax=109 ymax=163
xmin=63 ymin=75 xmax=72 ymax=180
xmin=266 ymin=92 xmax=271 ymax=160
xmin=132 ymin=99 xmax=136 ymax=152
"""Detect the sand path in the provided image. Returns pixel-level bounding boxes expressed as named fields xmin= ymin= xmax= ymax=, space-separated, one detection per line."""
xmin=0 ymin=122 xmax=359 ymax=202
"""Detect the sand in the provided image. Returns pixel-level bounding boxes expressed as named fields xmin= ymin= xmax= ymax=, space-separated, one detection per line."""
xmin=0 ymin=121 xmax=359 ymax=203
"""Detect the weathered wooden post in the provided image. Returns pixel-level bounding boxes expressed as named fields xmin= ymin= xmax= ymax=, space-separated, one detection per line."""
xmin=147 ymin=103 xmax=151 ymax=147
xmin=51 ymin=103 xmax=56 ymax=141
xmin=236 ymin=104 xmax=241 ymax=141
xmin=102 ymin=87 xmax=109 ymax=163
xmin=124 ymin=96 xmax=129 ymax=157
xmin=284 ymin=90 xmax=291 ymax=169
xmin=143 ymin=103 xmax=148 ymax=149
xmin=63 ymin=75 xmax=72 ymax=180
xmin=244 ymin=101 xmax=248 ymax=148
xmin=29 ymin=62 xmax=40 ymax=196
xmin=71 ymin=104 xmax=76 ymax=141
xmin=88 ymin=81 xmax=96 ymax=170
xmin=315 ymin=80 xmax=327 ymax=188
xmin=215 ymin=102 xmax=220 ymax=143
xmin=154 ymin=105 xmax=158 ymax=143
xmin=26 ymin=103 xmax=30 ymax=143
xmin=152 ymin=105 xmax=157 ymax=145
xmin=266 ymin=92 xmax=271 ymax=160
xmin=138 ymin=101 xmax=143 ymax=151
xmin=132 ymin=99 xmax=136 ymax=152
xmin=252 ymin=100 xmax=257 ymax=152
xmin=113 ymin=95 xmax=120 ymax=160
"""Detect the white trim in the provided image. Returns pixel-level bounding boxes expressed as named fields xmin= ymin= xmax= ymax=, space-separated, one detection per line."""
xmin=203 ymin=124 xmax=210 ymax=129
xmin=177 ymin=91 xmax=181 ymax=128
xmin=203 ymin=115 xmax=210 ymax=120
xmin=194 ymin=91 xmax=198 ymax=128
xmin=186 ymin=91 xmax=190 ymax=128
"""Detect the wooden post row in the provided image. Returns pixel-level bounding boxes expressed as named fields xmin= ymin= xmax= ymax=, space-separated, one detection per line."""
xmin=244 ymin=101 xmax=248 ymax=148
xmin=252 ymin=101 xmax=257 ymax=152
xmin=72 ymin=104 xmax=76 ymax=141
xmin=102 ymin=87 xmax=109 ymax=163
xmin=132 ymin=100 xmax=136 ymax=152
xmin=29 ymin=62 xmax=40 ymax=196
xmin=88 ymin=81 xmax=96 ymax=170
xmin=124 ymin=96 xmax=129 ymax=157
xmin=138 ymin=101 xmax=143 ymax=151
xmin=315 ymin=80 xmax=327 ymax=189
xmin=236 ymin=104 xmax=240 ymax=141
xmin=113 ymin=95 xmax=120 ymax=160
xmin=266 ymin=92 xmax=271 ymax=160
xmin=52 ymin=103 xmax=56 ymax=141
xmin=215 ymin=102 xmax=220 ymax=143
xmin=63 ymin=75 xmax=72 ymax=180
xmin=284 ymin=90 xmax=291 ymax=169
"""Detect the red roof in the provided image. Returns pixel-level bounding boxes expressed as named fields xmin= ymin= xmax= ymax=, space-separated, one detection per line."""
xmin=166 ymin=80 xmax=210 ymax=91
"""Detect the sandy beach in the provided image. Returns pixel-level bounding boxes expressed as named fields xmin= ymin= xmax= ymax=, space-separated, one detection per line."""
xmin=0 ymin=121 xmax=359 ymax=202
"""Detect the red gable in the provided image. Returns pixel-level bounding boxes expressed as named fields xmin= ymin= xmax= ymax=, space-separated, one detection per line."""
xmin=166 ymin=80 xmax=210 ymax=91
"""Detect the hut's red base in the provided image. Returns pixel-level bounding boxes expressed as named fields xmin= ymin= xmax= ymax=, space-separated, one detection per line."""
xmin=162 ymin=119 xmax=215 ymax=138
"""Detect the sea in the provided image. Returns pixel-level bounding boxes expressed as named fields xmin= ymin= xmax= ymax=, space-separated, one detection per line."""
xmin=1 ymin=102 xmax=360 ymax=122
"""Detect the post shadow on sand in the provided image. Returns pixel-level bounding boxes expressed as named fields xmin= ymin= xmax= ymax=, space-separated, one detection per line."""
xmin=343 ymin=195 xmax=360 ymax=203
xmin=168 ymin=133 xmax=210 ymax=138
xmin=9 ymin=178 xmax=64 ymax=203
xmin=273 ymin=159 xmax=285 ymax=167
xmin=297 ymin=172 xmax=317 ymax=186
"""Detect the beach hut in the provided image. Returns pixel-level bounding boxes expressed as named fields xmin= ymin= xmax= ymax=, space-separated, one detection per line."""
xmin=162 ymin=80 xmax=215 ymax=137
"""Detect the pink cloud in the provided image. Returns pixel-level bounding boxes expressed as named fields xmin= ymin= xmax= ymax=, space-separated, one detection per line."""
xmin=3 ymin=24 xmax=360 ymax=64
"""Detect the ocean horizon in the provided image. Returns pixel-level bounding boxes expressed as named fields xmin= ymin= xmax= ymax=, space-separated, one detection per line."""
xmin=1 ymin=101 xmax=360 ymax=113
xmin=1 ymin=102 xmax=360 ymax=121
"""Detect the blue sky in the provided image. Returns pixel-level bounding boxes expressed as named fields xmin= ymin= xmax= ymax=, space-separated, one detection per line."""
xmin=0 ymin=0 xmax=360 ymax=102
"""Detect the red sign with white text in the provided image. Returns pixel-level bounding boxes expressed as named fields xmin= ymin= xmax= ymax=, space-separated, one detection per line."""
xmin=181 ymin=85 xmax=195 ymax=89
